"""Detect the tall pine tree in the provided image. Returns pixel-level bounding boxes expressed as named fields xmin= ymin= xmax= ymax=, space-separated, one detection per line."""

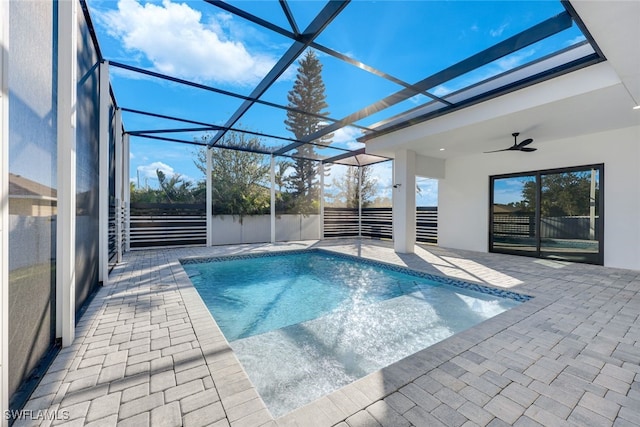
xmin=284 ymin=50 xmax=332 ymax=213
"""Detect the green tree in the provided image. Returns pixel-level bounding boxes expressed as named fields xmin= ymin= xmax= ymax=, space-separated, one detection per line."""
xmin=130 ymin=171 xmax=201 ymax=203
xmin=284 ymin=50 xmax=332 ymax=213
xmin=157 ymin=170 xmax=200 ymax=203
xmin=332 ymin=166 xmax=377 ymax=208
xmin=520 ymin=171 xmax=599 ymax=216
xmin=195 ymin=132 xmax=270 ymax=217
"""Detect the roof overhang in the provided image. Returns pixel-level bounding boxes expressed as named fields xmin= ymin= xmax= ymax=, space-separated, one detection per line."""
xmin=364 ymin=0 xmax=640 ymax=160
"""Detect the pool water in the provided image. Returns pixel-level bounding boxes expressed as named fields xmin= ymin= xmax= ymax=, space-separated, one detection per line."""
xmin=182 ymin=250 xmax=525 ymax=417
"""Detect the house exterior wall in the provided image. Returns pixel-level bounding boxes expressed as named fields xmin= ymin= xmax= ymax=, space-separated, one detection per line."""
xmin=438 ymin=125 xmax=640 ymax=270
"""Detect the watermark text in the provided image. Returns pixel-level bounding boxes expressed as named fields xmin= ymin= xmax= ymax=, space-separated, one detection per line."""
xmin=4 ymin=409 xmax=70 ymax=421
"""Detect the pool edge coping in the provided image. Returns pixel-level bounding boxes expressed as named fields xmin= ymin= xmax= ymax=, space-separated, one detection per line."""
xmin=175 ymin=246 xmax=546 ymax=425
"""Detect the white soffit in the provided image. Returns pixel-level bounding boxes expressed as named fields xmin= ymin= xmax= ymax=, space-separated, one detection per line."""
xmin=572 ymin=0 xmax=640 ymax=103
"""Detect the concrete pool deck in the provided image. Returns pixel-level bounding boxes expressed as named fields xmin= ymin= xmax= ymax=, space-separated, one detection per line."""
xmin=14 ymin=240 xmax=640 ymax=427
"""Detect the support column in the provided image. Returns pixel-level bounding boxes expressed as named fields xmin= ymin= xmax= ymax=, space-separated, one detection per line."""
xmin=270 ymin=155 xmax=276 ymax=243
xmin=56 ymin=0 xmax=78 ymax=346
xmin=123 ymin=133 xmax=130 ymax=252
xmin=320 ymin=162 xmax=325 ymax=239
xmin=98 ymin=61 xmax=109 ymax=284
xmin=114 ymin=109 xmax=123 ymax=263
xmin=206 ymin=148 xmax=213 ymax=246
xmin=0 ymin=0 xmax=10 ymax=414
xmin=392 ymin=149 xmax=416 ymax=253
xmin=358 ymin=167 xmax=362 ymax=238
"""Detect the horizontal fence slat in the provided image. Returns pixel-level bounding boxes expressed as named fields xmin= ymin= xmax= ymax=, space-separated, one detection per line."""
xmin=323 ymin=206 xmax=437 ymax=244
xmin=129 ymin=202 xmax=207 ymax=249
xmin=127 ymin=204 xmax=438 ymax=249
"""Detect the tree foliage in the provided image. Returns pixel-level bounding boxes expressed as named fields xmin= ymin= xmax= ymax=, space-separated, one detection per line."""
xmin=284 ymin=50 xmax=332 ymax=213
xmin=194 ymin=132 xmax=271 ymax=216
xmin=130 ymin=170 xmax=203 ymax=203
xmin=331 ymin=166 xmax=377 ymax=208
xmin=518 ymin=171 xmax=599 ymax=217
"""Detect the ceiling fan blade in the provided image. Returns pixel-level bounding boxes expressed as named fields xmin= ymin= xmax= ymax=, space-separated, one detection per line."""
xmin=483 ymin=147 xmax=512 ymax=153
xmin=517 ymin=138 xmax=534 ymax=148
xmin=520 ymin=147 xmax=537 ymax=152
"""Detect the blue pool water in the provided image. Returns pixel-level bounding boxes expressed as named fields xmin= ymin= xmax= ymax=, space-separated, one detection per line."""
xmin=182 ymin=250 xmax=527 ymax=417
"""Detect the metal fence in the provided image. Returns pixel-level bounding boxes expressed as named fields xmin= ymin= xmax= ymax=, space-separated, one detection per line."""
xmin=493 ymin=213 xmax=600 ymax=240
xmin=323 ymin=206 xmax=437 ymax=244
xmin=416 ymin=206 xmax=438 ymax=244
xmin=128 ymin=204 xmax=438 ymax=249
xmin=129 ymin=203 xmax=206 ymax=248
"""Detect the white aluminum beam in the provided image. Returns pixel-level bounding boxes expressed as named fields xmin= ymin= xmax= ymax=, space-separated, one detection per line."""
xmin=124 ymin=133 xmax=131 ymax=252
xmin=320 ymin=163 xmax=325 ymax=238
xmin=98 ymin=62 xmax=110 ymax=284
xmin=358 ymin=167 xmax=362 ymax=238
xmin=270 ymin=155 xmax=276 ymax=243
xmin=206 ymin=148 xmax=213 ymax=246
xmin=114 ymin=109 xmax=123 ymax=263
xmin=56 ymin=0 xmax=78 ymax=346
xmin=0 ymin=0 xmax=10 ymax=419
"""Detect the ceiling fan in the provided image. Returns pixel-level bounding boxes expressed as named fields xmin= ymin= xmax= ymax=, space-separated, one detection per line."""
xmin=485 ymin=132 xmax=536 ymax=153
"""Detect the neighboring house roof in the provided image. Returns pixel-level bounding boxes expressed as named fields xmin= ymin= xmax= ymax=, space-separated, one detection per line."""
xmin=9 ymin=173 xmax=57 ymax=200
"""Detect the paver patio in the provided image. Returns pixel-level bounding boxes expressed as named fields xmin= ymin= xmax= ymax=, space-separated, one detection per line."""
xmin=14 ymin=239 xmax=640 ymax=427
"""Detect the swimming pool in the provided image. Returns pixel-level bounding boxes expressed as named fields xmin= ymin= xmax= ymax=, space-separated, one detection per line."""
xmin=182 ymin=249 xmax=530 ymax=417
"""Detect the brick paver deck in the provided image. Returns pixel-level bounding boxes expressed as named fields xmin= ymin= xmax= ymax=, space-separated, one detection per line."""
xmin=14 ymin=240 xmax=640 ymax=426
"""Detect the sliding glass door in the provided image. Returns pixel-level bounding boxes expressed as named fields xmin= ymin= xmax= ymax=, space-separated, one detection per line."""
xmin=539 ymin=168 xmax=601 ymax=263
xmin=490 ymin=175 xmax=537 ymax=256
xmin=490 ymin=164 xmax=603 ymax=265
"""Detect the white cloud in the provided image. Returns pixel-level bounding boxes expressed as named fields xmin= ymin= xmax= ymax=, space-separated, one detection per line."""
xmin=431 ymin=85 xmax=451 ymax=97
xmin=101 ymin=0 xmax=277 ymax=86
xmin=332 ymin=126 xmax=364 ymax=145
xmin=490 ymin=23 xmax=509 ymax=38
xmin=495 ymin=48 xmax=537 ymax=71
xmin=136 ymin=162 xmax=176 ymax=180
xmin=137 ymin=161 xmax=175 ymax=180
xmin=416 ymin=177 xmax=438 ymax=206
xmin=408 ymin=95 xmax=423 ymax=105
xmin=135 ymin=160 xmax=198 ymax=186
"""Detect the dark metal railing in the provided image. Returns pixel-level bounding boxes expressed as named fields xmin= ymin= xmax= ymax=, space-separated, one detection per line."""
xmin=323 ymin=206 xmax=437 ymax=244
xmin=127 ymin=204 xmax=438 ymax=249
xmin=129 ymin=203 xmax=206 ymax=248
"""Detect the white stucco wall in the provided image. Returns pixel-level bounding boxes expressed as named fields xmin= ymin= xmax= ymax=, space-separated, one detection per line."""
xmin=438 ymin=125 xmax=640 ymax=270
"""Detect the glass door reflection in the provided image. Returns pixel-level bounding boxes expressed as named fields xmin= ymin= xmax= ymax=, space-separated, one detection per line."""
xmin=491 ymin=175 xmax=537 ymax=256
xmin=540 ymin=168 xmax=601 ymax=263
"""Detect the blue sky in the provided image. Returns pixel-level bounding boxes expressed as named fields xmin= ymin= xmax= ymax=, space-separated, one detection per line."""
xmin=86 ymin=0 xmax=584 ymax=207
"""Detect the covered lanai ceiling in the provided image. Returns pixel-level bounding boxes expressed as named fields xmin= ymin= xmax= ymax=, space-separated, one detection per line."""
xmin=86 ymin=0 xmax=611 ymax=166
